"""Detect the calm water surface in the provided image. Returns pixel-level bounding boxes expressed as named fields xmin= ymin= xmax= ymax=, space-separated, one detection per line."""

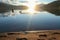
xmin=0 ymin=11 xmax=60 ymax=32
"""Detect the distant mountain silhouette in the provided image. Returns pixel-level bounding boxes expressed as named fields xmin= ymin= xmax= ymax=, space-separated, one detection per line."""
xmin=35 ymin=1 xmax=60 ymax=16
xmin=43 ymin=1 xmax=60 ymax=16
xmin=35 ymin=4 xmax=45 ymax=11
xmin=0 ymin=2 xmax=28 ymax=13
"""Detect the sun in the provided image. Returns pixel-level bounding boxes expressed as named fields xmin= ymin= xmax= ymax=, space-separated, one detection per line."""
xmin=26 ymin=0 xmax=37 ymax=14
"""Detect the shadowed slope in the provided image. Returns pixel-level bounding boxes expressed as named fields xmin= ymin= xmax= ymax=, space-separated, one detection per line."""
xmin=0 ymin=2 xmax=28 ymax=13
xmin=44 ymin=1 xmax=60 ymax=16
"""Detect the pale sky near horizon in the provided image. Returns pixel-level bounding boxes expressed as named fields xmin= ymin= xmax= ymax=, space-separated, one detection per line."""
xmin=19 ymin=0 xmax=56 ymax=3
xmin=0 ymin=0 xmax=56 ymax=4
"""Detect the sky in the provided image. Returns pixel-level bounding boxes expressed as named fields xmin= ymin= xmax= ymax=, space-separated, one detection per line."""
xmin=19 ymin=0 xmax=56 ymax=4
xmin=0 ymin=0 xmax=56 ymax=4
xmin=38 ymin=0 xmax=56 ymax=3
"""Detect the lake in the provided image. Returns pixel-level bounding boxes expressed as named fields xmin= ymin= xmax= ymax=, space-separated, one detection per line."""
xmin=0 ymin=10 xmax=60 ymax=32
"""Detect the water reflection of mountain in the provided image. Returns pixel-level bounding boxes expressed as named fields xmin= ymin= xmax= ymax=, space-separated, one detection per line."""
xmin=43 ymin=1 xmax=60 ymax=16
xmin=0 ymin=12 xmax=15 ymax=17
xmin=0 ymin=2 xmax=28 ymax=17
xmin=36 ymin=1 xmax=60 ymax=16
xmin=0 ymin=2 xmax=28 ymax=13
xmin=0 ymin=13 xmax=10 ymax=17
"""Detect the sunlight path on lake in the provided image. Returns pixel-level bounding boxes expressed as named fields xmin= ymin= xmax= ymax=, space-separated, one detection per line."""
xmin=26 ymin=0 xmax=37 ymax=30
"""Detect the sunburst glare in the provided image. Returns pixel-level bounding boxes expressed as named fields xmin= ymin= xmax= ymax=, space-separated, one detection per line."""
xmin=26 ymin=0 xmax=37 ymax=15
